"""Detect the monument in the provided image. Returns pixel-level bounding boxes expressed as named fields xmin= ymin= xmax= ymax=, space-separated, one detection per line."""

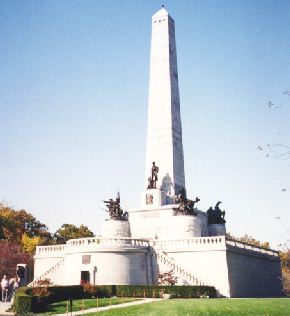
xmin=129 ymin=7 xmax=209 ymax=240
xmin=145 ymin=6 xmax=186 ymax=198
xmin=31 ymin=7 xmax=283 ymax=298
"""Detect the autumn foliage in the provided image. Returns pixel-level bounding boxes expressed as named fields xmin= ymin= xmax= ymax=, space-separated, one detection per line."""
xmin=32 ymin=278 xmax=52 ymax=297
xmin=0 ymin=241 xmax=30 ymax=277
xmin=158 ymin=269 xmax=178 ymax=286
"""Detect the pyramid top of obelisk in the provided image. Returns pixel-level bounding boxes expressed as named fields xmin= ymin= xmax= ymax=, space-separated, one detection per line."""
xmin=152 ymin=6 xmax=169 ymax=19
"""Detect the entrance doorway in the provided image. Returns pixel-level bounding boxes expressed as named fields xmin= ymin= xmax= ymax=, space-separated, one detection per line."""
xmin=81 ymin=271 xmax=90 ymax=283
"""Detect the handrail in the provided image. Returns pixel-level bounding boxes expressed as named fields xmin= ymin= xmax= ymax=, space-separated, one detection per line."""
xmin=28 ymin=257 xmax=65 ymax=287
xmin=35 ymin=237 xmax=150 ymax=255
xmin=34 ymin=236 xmax=279 ymax=258
xmin=225 ymin=238 xmax=279 ymax=256
xmin=150 ymin=246 xmax=207 ymax=286
xmin=151 ymin=236 xmax=225 ymax=249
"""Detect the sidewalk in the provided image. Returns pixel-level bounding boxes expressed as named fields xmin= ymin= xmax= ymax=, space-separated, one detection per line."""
xmin=0 ymin=302 xmax=14 ymax=316
xmin=57 ymin=298 xmax=162 ymax=316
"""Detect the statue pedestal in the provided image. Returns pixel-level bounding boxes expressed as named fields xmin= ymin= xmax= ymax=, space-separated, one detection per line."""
xmin=208 ymin=224 xmax=226 ymax=236
xmin=162 ymin=214 xmax=202 ymax=239
xmin=141 ymin=189 xmax=167 ymax=208
xmin=102 ymin=220 xmax=131 ymax=239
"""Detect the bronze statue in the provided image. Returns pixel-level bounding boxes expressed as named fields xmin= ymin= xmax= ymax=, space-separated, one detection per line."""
xmin=147 ymin=161 xmax=159 ymax=189
xmin=207 ymin=201 xmax=226 ymax=224
xmin=173 ymin=191 xmax=200 ymax=216
xmin=103 ymin=192 xmax=128 ymax=221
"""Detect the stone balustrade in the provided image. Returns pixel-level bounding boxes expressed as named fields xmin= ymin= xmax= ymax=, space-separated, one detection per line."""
xmin=35 ymin=245 xmax=66 ymax=255
xmin=35 ymin=237 xmax=150 ymax=255
xmin=151 ymin=237 xmax=279 ymax=257
xmin=35 ymin=236 xmax=279 ymax=258
xmin=66 ymin=237 xmax=150 ymax=247
xmin=226 ymin=238 xmax=279 ymax=257
xmin=151 ymin=236 xmax=226 ymax=250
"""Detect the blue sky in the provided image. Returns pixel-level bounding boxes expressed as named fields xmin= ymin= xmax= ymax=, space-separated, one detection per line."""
xmin=1 ymin=0 xmax=289 ymax=249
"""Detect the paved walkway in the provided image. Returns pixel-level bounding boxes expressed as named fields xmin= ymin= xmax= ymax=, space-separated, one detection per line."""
xmin=0 ymin=302 xmax=14 ymax=316
xmin=0 ymin=297 xmax=162 ymax=316
xmin=57 ymin=298 xmax=162 ymax=316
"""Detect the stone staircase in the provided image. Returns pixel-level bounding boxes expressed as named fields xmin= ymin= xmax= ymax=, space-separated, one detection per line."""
xmin=28 ymin=257 xmax=65 ymax=287
xmin=151 ymin=247 xmax=204 ymax=285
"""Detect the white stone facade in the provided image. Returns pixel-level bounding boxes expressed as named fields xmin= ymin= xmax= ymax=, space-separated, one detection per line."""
xmin=32 ymin=8 xmax=283 ymax=298
xmin=32 ymin=235 xmax=282 ymax=297
xmin=33 ymin=237 xmax=153 ymax=286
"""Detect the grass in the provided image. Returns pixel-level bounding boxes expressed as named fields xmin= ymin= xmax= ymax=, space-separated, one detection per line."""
xmin=84 ymin=298 xmax=290 ymax=316
xmin=40 ymin=297 xmax=139 ymax=315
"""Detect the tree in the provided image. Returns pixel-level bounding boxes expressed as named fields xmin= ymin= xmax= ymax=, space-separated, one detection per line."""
xmin=158 ymin=270 xmax=178 ymax=286
xmin=280 ymin=249 xmax=290 ymax=272
xmin=0 ymin=241 xmax=30 ymax=277
xmin=0 ymin=204 xmax=51 ymax=243
xmin=280 ymin=249 xmax=290 ymax=296
xmin=53 ymin=224 xmax=94 ymax=244
xmin=21 ymin=233 xmax=42 ymax=254
xmin=258 ymin=90 xmax=290 ymax=190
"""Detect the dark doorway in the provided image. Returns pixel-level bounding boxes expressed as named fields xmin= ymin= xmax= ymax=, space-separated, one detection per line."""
xmin=81 ymin=271 xmax=90 ymax=283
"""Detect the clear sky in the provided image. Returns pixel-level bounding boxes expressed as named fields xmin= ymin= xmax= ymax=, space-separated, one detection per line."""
xmin=1 ymin=0 xmax=289 ymax=249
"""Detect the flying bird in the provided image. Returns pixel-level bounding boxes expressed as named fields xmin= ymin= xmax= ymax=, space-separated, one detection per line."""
xmin=268 ymin=101 xmax=274 ymax=108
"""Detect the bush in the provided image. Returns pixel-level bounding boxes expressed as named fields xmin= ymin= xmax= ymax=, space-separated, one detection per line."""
xmin=116 ymin=285 xmax=216 ymax=298
xmin=12 ymin=284 xmax=216 ymax=313
xmin=82 ymin=284 xmax=113 ymax=298
xmin=12 ymin=287 xmax=33 ymax=316
xmin=13 ymin=285 xmax=113 ymax=313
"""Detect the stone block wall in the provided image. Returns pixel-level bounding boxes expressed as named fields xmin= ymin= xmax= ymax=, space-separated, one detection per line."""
xmin=226 ymin=244 xmax=283 ymax=297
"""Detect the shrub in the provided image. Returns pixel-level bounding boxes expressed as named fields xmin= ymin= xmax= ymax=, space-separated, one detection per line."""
xmin=31 ymin=278 xmax=52 ymax=296
xmin=12 ymin=287 xmax=33 ymax=316
xmin=116 ymin=285 xmax=216 ymax=298
xmin=158 ymin=270 xmax=178 ymax=286
xmin=12 ymin=284 xmax=216 ymax=313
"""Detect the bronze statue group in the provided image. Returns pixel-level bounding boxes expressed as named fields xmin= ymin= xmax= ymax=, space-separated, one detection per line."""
xmin=104 ymin=192 xmax=129 ymax=221
xmin=103 ymin=162 xmax=226 ymax=224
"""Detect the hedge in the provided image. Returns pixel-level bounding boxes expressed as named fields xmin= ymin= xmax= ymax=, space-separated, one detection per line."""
xmin=12 ymin=287 xmax=33 ymax=316
xmin=12 ymin=284 xmax=216 ymax=314
xmin=116 ymin=285 xmax=216 ymax=298
xmin=41 ymin=285 xmax=112 ymax=302
xmin=12 ymin=285 xmax=112 ymax=314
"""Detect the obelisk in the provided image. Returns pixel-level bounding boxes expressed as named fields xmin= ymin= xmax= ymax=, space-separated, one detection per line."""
xmin=145 ymin=7 xmax=186 ymax=200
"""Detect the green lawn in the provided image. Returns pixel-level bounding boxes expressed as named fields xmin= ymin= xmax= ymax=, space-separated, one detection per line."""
xmin=85 ymin=298 xmax=290 ymax=316
xmin=41 ymin=297 xmax=139 ymax=315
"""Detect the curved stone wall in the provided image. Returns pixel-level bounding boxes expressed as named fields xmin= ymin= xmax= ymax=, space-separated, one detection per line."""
xmin=102 ymin=220 xmax=131 ymax=238
xmin=63 ymin=247 xmax=152 ymax=285
xmin=163 ymin=215 xmax=202 ymax=239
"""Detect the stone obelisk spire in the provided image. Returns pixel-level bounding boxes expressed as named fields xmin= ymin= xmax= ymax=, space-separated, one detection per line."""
xmin=145 ymin=7 xmax=186 ymax=199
